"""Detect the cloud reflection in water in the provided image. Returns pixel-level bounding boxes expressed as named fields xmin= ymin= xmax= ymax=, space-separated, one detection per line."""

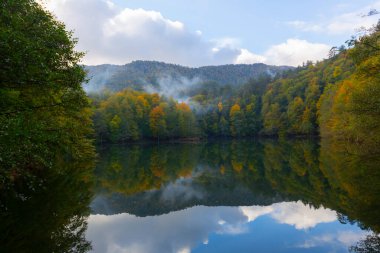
xmin=87 ymin=201 xmax=343 ymax=253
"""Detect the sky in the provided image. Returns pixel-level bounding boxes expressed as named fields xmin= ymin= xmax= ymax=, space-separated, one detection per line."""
xmin=44 ymin=0 xmax=380 ymax=67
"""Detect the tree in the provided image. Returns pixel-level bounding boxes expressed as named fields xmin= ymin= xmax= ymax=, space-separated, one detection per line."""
xmin=287 ymin=96 xmax=304 ymax=134
xmin=149 ymin=106 xmax=166 ymax=140
xmin=263 ymin=103 xmax=283 ymax=136
xmin=350 ymin=234 xmax=380 ymax=253
xmin=230 ymin=104 xmax=244 ymax=137
xmin=0 ymin=0 xmax=94 ymax=186
xmin=0 ymin=1 xmax=94 ymax=251
xmin=109 ymin=115 xmax=122 ymax=142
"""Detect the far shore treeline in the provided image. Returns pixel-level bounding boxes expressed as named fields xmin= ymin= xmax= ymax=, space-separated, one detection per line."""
xmin=90 ymin=22 xmax=380 ymax=150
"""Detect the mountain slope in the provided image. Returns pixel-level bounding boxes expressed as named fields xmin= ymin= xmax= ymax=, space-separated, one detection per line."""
xmin=84 ymin=60 xmax=292 ymax=93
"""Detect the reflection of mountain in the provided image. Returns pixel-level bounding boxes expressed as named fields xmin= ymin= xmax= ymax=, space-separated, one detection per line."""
xmin=92 ymin=140 xmax=380 ymax=233
xmin=92 ymin=178 xmax=283 ymax=217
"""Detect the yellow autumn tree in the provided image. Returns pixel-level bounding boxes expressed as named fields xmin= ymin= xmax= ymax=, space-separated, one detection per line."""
xmin=149 ymin=106 xmax=166 ymax=140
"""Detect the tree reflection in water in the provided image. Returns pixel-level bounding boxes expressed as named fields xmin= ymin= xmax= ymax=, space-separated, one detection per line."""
xmin=0 ymin=158 xmax=94 ymax=253
xmin=1 ymin=138 xmax=378 ymax=252
xmin=94 ymin=139 xmax=380 ymax=252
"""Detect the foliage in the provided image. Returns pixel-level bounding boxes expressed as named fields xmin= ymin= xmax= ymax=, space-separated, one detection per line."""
xmin=90 ymin=25 xmax=380 ymax=142
xmin=318 ymin=22 xmax=380 ymax=151
xmin=84 ymin=61 xmax=291 ymax=92
xmin=350 ymin=233 xmax=380 ymax=253
xmin=0 ymin=0 xmax=95 ymax=189
xmin=91 ymin=89 xmax=200 ymax=142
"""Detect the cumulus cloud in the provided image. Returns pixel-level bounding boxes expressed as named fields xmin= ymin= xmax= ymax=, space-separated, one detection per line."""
xmin=235 ymin=39 xmax=331 ymax=66
xmin=235 ymin=49 xmax=267 ymax=65
xmin=45 ymin=0 xmax=242 ymax=66
xmin=44 ymin=0 xmax=331 ymax=67
xmin=265 ymin=39 xmax=330 ymax=66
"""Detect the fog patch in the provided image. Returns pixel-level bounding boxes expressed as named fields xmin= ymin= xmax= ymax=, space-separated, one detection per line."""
xmin=144 ymin=75 xmax=203 ymax=102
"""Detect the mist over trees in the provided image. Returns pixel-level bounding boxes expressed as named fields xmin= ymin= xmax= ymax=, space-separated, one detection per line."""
xmin=84 ymin=61 xmax=291 ymax=93
xmin=89 ymin=23 xmax=380 ymax=146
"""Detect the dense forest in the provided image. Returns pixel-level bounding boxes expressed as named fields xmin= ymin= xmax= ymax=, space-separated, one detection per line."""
xmin=90 ymin=22 xmax=380 ymax=147
xmin=84 ymin=61 xmax=291 ymax=92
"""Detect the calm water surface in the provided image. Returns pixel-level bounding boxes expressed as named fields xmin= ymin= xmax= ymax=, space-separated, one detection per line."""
xmin=88 ymin=139 xmax=379 ymax=253
xmin=1 ymin=139 xmax=379 ymax=253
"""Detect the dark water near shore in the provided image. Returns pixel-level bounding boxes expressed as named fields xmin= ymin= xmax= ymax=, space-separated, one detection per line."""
xmin=1 ymin=139 xmax=379 ymax=252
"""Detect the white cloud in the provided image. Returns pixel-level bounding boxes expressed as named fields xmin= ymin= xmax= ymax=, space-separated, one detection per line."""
xmin=45 ymin=0 xmax=242 ymax=66
xmin=269 ymin=201 xmax=337 ymax=230
xmin=327 ymin=11 xmax=379 ymax=35
xmin=235 ymin=39 xmax=331 ymax=66
xmin=264 ymin=39 xmax=331 ymax=66
xmin=235 ymin=49 xmax=267 ymax=65
xmin=103 ymin=8 xmax=185 ymax=37
xmin=45 ymin=0 xmax=330 ymax=67
xmin=287 ymin=2 xmax=380 ymax=35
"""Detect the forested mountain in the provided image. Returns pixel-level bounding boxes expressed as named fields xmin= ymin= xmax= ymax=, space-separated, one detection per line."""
xmin=84 ymin=61 xmax=292 ymax=93
xmin=90 ymin=21 xmax=380 ymax=146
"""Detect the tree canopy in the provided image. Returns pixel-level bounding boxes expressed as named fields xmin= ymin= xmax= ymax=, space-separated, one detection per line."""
xmin=0 ymin=0 xmax=94 ymax=200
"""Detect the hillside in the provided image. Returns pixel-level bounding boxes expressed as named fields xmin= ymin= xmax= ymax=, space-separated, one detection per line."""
xmin=84 ymin=61 xmax=292 ymax=93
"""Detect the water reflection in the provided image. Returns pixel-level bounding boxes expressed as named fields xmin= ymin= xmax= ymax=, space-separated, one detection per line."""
xmin=88 ymin=202 xmax=367 ymax=253
xmin=0 ymin=159 xmax=94 ymax=253
xmin=90 ymin=139 xmax=380 ymax=253
xmin=1 ymin=139 xmax=378 ymax=252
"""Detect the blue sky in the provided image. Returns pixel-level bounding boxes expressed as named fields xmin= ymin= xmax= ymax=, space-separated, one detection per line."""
xmin=46 ymin=0 xmax=380 ymax=66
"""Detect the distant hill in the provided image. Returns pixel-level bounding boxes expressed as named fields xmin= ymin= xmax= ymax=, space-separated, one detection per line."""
xmin=83 ymin=60 xmax=292 ymax=93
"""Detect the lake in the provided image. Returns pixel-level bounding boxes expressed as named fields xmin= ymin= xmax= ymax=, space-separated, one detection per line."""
xmin=1 ymin=139 xmax=379 ymax=252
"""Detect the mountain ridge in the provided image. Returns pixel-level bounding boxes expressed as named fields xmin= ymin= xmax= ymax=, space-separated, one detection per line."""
xmin=84 ymin=60 xmax=293 ymax=93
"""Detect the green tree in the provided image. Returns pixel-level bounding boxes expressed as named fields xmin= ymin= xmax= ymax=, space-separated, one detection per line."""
xmin=287 ymin=96 xmax=304 ymax=134
xmin=230 ymin=104 xmax=245 ymax=137
xmin=109 ymin=115 xmax=122 ymax=142
xmin=0 ymin=0 xmax=94 ymax=187
xmin=263 ymin=103 xmax=283 ymax=136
